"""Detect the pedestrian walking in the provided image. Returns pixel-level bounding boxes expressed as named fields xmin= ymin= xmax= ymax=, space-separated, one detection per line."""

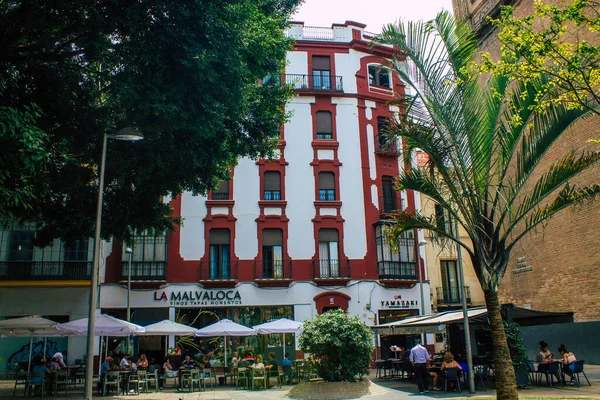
xmin=410 ymin=338 xmax=430 ymax=393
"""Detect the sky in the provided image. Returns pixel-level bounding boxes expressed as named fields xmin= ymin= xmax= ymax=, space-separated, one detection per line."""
xmin=292 ymin=0 xmax=454 ymax=33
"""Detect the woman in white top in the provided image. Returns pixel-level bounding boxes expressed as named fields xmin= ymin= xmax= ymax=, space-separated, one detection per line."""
xmin=231 ymin=352 xmax=239 ymax=368
xmin=251 ymin=354 xmax=265 ymax=369
xmin=536 ymin=341 xmax=554 ymax=362
xmin=557 ymin=344 xmax=577 ymax=380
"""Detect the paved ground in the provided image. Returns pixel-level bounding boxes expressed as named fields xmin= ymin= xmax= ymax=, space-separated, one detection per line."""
xmin=0 ymin=366 xmax=598 ymax=399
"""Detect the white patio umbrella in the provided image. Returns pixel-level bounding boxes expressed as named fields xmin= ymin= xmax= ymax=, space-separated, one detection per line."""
xmin=57 ymin=314 xmax=145 ymax=372
xmin=136 ymin=320 xmax=197 ymax=356
xmin=253 ymin=318 xmax=303 ymax=360
xmin=195 ymin=319 xmax=256 ymax=367
xmin=0 ymin=316 xmax=58 ymax=373
xmin=6 ymin=327 xmax=83 ymax=361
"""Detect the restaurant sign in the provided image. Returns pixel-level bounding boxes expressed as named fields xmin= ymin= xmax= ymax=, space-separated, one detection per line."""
xmin=154 ymin=289 xmax=242 ymax=306
xmin=512 ymin=256 xmax=533 ymax=274
xmin=380 ymin=294 xmax=418 ymax=309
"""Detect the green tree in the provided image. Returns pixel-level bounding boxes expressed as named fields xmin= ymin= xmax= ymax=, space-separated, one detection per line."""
xmin=377 ymin=11 xmax=599 ymax=399
xmin=0 ymin=0 xmax=300 ymax=244
xmin=477 ymin=0 xmax=600 ymax=116
xmin=299 ymin=310 xmax=374 ymax=382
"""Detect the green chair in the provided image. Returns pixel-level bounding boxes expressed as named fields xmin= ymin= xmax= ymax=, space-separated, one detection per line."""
xmin=236 ymin=367 xmax=249 ymax=390
xmin=137 ymin=370 xmax=149 ymax=393
xmin=203 ymin=368 xmax=215 ymax=391
xmin=251 ymin=368 xmax=268 ymax=390
xmin=182 ymin=368 xmax=201 ymax=392
xmin=55 ymin=370 xmax=69 ymax=395
xmin=145 ymin=369 xmax=159 ymax=392
xmin=128 ymin=372 xmax=140 ymax=395
xmin=26 ymin=372 xmax=46 ymax=397
xmin=13 ymin=372 xmax=28 ymax=396
xmin=103 ymin=371 xmax=120 ymax=396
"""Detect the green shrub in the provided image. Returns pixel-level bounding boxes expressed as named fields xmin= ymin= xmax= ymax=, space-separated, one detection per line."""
xmin=299 ymin=310 xmax=374 ymax=382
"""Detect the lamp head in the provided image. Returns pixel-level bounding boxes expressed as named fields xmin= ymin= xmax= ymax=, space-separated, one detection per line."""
xmin=125 ymin=247 xmax=133 ymax=254
xmin=110 ymin=127 xmax=144 ymax=141
xmin=418 ymin=240 xmax=427 ymax=246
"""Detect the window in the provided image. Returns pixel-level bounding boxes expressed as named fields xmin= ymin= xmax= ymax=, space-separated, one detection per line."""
xmin=318 ymin=172 xmax=336 ymax=201
xmin=8 ymin=231 xmax=35 ymax=261
xmin=262 ymin=229 xmax=283 ymax=278
xmin=123 ymin=230 xmax=167 ymax=279
xmin=375 ymin=225 xmax=416 ymax=279
xmin=263 ymin=171 xmax=281 ymax=200
xmin=212 ymin=180 xmax=230 ymax=200
xmin=209 ymin=229 xmax=230 ymax=279
xmin=435 ymin=204 xmax=454 ymax=235
xmin=318 ymin=229 xmax=339 ymax=277
xmin=316 ymin=111 xmax=333 ymax=140
xmin=381 ymin=176 xmax=397 ymax=213
xmin=377 ymin=116 xmax=395 ymax=152
xmin=64 ymin=240 xmax=89 ymax=262
xmin=312 ymin=56 xmax=331 ymax=90
xmin=368 ymin=65 xmax=391 ymax=88
xmin=441 ymin=260 xmax=460 ymax=302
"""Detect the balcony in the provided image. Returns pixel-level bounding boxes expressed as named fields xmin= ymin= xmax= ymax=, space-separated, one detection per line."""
xmin=378 ymin=261 xmax=417 ymax=280
xmin=436 ymin=286 xmax=471 ymax=305
xmin=254 ymin=259 xmax=293 ymax=282
xmin=121 ymin=261 xmax=166 ymax=282
xmin=284 ymin=74 xmax=343 ymax=92
xmin=379 ymin=196 xmax=401 ymax=214
xmin=313 ymin=259 xmax=351 ymax=283
xmin=199 ymin=260 xmax=238 ymax=282
xmin=211 ymin=193 xmax=230 ymax=200
xmin=318 ymin=189 xmax=336 ymax=201
xmin=0 ymin=261 xmax=92 ymax=281
xmin=375 ymin=141 xmax=399 ymax=156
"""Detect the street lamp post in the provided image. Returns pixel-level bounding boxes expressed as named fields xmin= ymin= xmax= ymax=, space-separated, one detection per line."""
xmin=125 ymin=247 xmax=133 ymax=354
xmin=84 ymin=128 xmax=143 ymax=400
xmin=414 ymin=231 xmax=428 ymax=344
xmin=454 ymin=219 xmax=475 ymax=394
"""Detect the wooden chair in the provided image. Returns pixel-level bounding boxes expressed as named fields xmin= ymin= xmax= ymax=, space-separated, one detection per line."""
xmin=236 ymin=367 xmax=249 ymax=390
xmin=103 ymin=371 xmax=120 ymax=396
xmin=251 ymin=368 xmax=268 ymax=390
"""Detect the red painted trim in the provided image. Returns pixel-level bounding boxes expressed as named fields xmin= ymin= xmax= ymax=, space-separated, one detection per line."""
xmin=314 ymin=291 xmax=350 ymax=313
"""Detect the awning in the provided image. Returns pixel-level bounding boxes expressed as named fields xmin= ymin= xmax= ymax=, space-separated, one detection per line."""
xmin=372 ymin=307 xmax=488 ymax=335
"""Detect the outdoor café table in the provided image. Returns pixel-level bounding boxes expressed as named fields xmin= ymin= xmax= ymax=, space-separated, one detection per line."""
xmin=119 ymin=370 xmax=131 ymax=395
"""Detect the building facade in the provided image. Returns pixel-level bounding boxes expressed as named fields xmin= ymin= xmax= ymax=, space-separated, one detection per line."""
xmin=0 ymin=21 xmax=431 ymax=369
xmin=452 ymin=0 xmax=600 ymax=322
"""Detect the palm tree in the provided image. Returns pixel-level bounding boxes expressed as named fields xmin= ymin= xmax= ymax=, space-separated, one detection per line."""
xmin=377 ymin=11 xmax=599 ymax=400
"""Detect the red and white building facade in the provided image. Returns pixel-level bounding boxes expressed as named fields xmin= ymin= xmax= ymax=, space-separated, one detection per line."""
xmin=0 ymin=21 xmax=430 ymax=365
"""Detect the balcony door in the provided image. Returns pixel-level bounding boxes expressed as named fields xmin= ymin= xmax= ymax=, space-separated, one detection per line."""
xmin=318 ymin=229 xmax=339 ymax=277
xmin=312 ymin=56 xmax=331 ymax=90
xmin=441 ymin=260 xmax=460 ymax=302
xmin=262 ymin=229 xmax=283 ymax=278
xmin=209 ymin=229 xmax=230 ymax=279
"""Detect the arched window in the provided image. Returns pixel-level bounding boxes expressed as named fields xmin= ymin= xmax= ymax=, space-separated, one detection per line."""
xmin=368 ymin=65 xmax=391 ymax=88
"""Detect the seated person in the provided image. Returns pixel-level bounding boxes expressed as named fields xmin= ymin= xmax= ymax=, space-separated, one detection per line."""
xmin=440 ymin=352 xmax=462 ymax=389
xmin=119 ymin=354 xmax=131 ymax=369
xmin=99 ymin=357 xmax=113 ymax=394
xmin=163 ymin=357 xmax=178 ymax=379
xmin=557 ymin=344 xmax=577 ymax=381
xmin=45 ymin=359 xmax=57 ymax=395
xmin=50 ymin=357 xmax=61 ymax=371
xmin=243 ymin=351 xmax=255 ymax=363
xmin=250 ymin=354 xmax=265 ymax=369
xmin=30 ymin=357 xmax=48 ymax=396
xmin=178 ymin=355 xmax=196 ymax=390
xmin=137 ymin=354 xmax=149 ymax=370
xmin=231 ymin=352 xmax=239 ymax=368
xmin=537 ymin=341 xmax=554 ymax=372
xmin=128 ymin=356 xmax=138 ymax=372
xmin=281 ymin=353 xmax=293 ymax=383
xmin=266 ymin=352 xmax=279 ymax=387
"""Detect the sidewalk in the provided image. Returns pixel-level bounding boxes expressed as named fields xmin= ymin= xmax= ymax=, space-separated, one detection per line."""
xmin=0 ymin=366 xmax=598 ymax=399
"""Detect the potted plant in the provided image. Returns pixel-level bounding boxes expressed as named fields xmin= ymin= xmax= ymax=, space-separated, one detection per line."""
xmin=504 ymin=321 xmax=529 ymax=388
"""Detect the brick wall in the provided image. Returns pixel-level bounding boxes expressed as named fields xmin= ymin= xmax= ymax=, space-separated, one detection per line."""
xmin=453 ymin=0 xmax=600 ymax=321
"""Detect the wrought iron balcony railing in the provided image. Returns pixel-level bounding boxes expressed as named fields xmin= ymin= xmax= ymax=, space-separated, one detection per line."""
xmin=436 ymin=286 xmax=471 ymax=305
xmin=199 ymin=260 xmax=238 ymax=281
xmin=375 ymin=141 xmax=399 ymax=155
xmin=255 ymin=259 xmax=293 ymax=280
xmin=284 ymin=74 xmax=343 ymax=92
xmin=318 ymin=189 xmax=336 ymax=201
xmin=121 ymin=261 xmax=166 ymax=281
xmin=263 ymin=190 xmax=281 ymax=201
xmin=211 ymin=193 xmax=230 ymax=200
xmin=379 ymin=195 xmax=400 ymax=214
xmin=313 ymin=259 xmax=351 ymax=279
xmin=378 ymin=261 xmax=417 ymax=280
xmin=0 ymin=261 xmax=92 ymax=281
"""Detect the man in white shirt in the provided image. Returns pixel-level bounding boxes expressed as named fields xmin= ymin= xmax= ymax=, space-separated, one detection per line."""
xmin=409 ymin=338 xmax=430 ymax=393
xmin=120 ymin=355 xmax=131 ymax=369
xmin=52 ymin=351 xmax=67 ymax=368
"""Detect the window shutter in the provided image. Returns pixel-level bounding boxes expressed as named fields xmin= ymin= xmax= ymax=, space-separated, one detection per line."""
xmin=316 ymin=111 xmax=332 ymax=134
xmin=312 ymin=56 xmax=331 ymax=71
xmin=318 ymin=172 xmax=335 ymax=190
xmin=318 ymin=229 xmax=338 ymax=242
xmin=209 ymin=229 xmax=230 ymax=245
xmin=262 ymin=229 xmax=283 ymax=246
xmin=264 ymin=172 xmax=281 ymax=191
xmin=215 ymin=180 xmax=229 ymax=194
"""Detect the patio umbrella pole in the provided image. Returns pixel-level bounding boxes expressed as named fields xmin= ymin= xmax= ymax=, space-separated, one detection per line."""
xmin=282 ymin=333 xmax=285 ymax=361
xmin=224 ymin=336 xmax=227 ymax=367
xmin=43 ymin=337 xmax=47 ymax=361
xmin=98 ymin=335 xmax=103 ymax=375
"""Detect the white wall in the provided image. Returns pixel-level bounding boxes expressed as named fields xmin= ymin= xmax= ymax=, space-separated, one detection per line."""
xmin=233 ymin=158 xmax=260 ymax=258
xmin=180 ymin=191 xmax=207 ymax=260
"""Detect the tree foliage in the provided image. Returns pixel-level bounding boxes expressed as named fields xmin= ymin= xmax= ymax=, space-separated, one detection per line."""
xmin=475 ymin=0 xmax=600 ymax=116
xmin=0 ymin=0 xmax=300 ymax=244
xmin=299 ymin=310 xmax=374 ymax=382
xmin=376 ymin=11 xmax=599 ymax=399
